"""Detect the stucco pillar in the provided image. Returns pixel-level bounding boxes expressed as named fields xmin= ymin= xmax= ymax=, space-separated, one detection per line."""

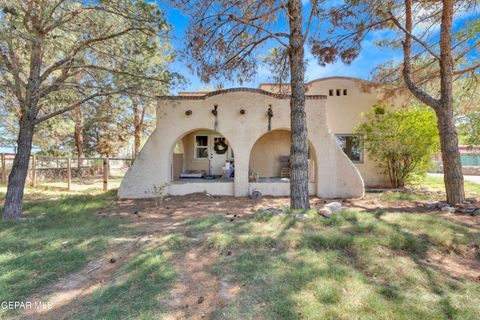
xmin=234 ymin=150 xmax=249 ymax=197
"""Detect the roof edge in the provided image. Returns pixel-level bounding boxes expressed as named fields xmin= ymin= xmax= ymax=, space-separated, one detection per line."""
xmin=258 ymin=76 xmax=381 ymax=88
xmin=159 ymin=87 xmax=327 ymax=100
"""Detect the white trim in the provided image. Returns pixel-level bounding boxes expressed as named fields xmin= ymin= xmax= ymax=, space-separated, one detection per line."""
xmin=193 ymin=134 xmax=209 ymax=160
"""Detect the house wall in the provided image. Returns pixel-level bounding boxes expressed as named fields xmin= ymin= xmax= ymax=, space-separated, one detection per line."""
xmin=172 ymin=154 xmax=183 ymax=180
xmin=260 ymin=77 xmax=406 ymax=187
xmin=250 ymin=130 xmax=290 ymax=177
xmin=249 ymin=129 xmax=316 ymax=181
xmin=118 ymin=87 xmax=365 ymax=199
xmin=308 ymin=78 xmax=388 ymax=187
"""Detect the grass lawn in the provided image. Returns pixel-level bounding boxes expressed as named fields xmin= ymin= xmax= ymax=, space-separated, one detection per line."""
xmin=186 ymin=210 xmax=480 ymax=319
xmin=0 ymin=178 xmax=479 ymax=319
xmin=0 ymin=186 xmax=177 ymax=319
xmin=421 ymin=175 xmax=480 ymax=194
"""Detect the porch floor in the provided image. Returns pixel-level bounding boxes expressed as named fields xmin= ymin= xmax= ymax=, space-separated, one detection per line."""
xmin=173 ymin=178 xmax=234 ymax=184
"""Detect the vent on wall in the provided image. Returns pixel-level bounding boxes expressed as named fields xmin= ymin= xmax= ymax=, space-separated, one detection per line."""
xmin=328 ymin=89 xmax=348 ymax=96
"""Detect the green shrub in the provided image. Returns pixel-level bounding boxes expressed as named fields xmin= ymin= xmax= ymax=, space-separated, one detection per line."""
xmin=356 ymin=105 xmax=440 ymax=188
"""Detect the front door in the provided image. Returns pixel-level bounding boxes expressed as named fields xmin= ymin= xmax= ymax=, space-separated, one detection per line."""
xmin=209 ymin=136 xmax=228 ymax=175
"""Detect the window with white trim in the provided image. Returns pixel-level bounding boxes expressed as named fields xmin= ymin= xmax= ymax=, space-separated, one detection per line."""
xmin=194 ymin=135 xmax=209 ymax=159
xmin=335 ymin=134 xmax=363 ymax=163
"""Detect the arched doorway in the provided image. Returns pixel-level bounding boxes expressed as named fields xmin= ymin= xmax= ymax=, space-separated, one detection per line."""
xmin=171 ymin=129 xmax=235 ymax=182
xmin=249 ymin=129 xmax=317 ymax=183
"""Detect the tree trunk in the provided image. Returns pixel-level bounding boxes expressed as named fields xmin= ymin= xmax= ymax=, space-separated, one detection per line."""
xmin=132 ymin=97 xmax=144 ymax=159
xmin=72 ymin=106 xmax=85 ymax=175
xmin=288 ymin=0 xmax=310 ymax=209
xmin=2 ymin=115 xmax=35 ymax=220
xmin=401 ymin=0 xmax=465 ymax=205
xmin=438 ymin=0 xmax=465 ymax=205
xmin=436 ymin=106 xmax=465 ymax=205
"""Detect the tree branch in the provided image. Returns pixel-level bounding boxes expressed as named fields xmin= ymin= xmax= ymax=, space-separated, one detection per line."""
xmin=223 ymin=14 xmax=290 ymax=48
xmin=454 ymin=62 xmax=480 ymax=75
xmin=39 ymin=27 xmax=149 ymax=82
xmin=35 ymin=90 xmax=122 ymax=124
xmin=400 ymin=0 xmax=440 ymax=109
xmin=389 ymin=11 xmax=441 ymax=61
xmin=302 ymin=0 xmax=319 ymax=47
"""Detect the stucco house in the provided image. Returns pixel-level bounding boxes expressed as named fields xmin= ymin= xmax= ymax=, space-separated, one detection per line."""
xmin=119 ymin=76 xmax=398 ymax=199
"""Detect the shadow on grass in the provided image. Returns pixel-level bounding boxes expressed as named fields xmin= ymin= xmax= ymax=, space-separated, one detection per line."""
xmin=70 ymin=246 xmax=176 ymax=320
xmin=182 ymin=209 xmax=480 ymax=320
xmin=0 ymin=191 xmax=131 ymax=308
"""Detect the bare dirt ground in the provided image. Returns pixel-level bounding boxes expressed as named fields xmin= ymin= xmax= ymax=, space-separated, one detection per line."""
xmin=24 ymin=240 xmax=142 ymax=320
xmin=22 ymin=193 xmax=480 ymax=319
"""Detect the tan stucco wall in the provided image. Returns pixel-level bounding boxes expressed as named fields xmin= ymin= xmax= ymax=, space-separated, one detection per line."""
xmin=118 ymin=87 xmax=364 ymax=198
xmin=250 ymin=130 xmax=290 ymax=177
xmin=249 ymin=129 xmax=316 ymax=181
xmin=172 ymin=154 xmax=183 ymax=180
xmin=260 ymin=77 xmax=404 ymax=187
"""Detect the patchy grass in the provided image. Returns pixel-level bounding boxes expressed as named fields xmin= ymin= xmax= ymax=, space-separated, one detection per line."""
xmin=0 ymin=186 xmax=178 ymax=320
xmin=0 ymin=190 xmax=124 ymax=316
xmin=371 ymin=174 xmax=480 ymax=202
xmin=378 ymin=190 xmax=440 ymax=202
xmin=421 ymin=175 xmax=480 ymax=195
xmin=1 ymin=183 xmax=479 ymax=319
xmin=73 ymin=246 xmax=176 ymax=320
xmin=185 ymin=210 xmax=480 ymax=320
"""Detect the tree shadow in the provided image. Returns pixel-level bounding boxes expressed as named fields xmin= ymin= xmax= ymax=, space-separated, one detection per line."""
xmin=205 ymin=209 xmax=480 ymax=319
xmin=0 ymin=191 xmax=134 ymax=313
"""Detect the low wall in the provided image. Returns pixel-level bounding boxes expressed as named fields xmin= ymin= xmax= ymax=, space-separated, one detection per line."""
xmin=249 ymin=182 xmax=317 ymax=196
xmin=432 ymin=163 xmax=480 ymax=176
xmin=462 ymin=166 xmax=480 ymax=176
xmin=166 ymin=181 xmax=318 ymax=197
xmin=168 ymin=182 xmax=234 ymax=196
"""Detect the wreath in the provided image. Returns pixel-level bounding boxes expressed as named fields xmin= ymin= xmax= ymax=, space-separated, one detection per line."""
xmin=214 ymin=140 xmax=229 ymax=154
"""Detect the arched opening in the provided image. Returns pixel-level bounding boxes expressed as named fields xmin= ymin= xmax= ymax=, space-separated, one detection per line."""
xmin=171 ymin=129 xmax=235 ymax=182
xmin=249 ymin=129 xmax=317 ymax=183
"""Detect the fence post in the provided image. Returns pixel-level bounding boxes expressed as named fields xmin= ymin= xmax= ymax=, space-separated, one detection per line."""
xmin=103 ymin=158 xmax=109 ymax=192
xmin=1 ymin=153 xmax=6 ymax=184
xmin=32 ymin=154 xmax=37 ymax=187
xmin=67 ymin=158 xmax=72 ymax=191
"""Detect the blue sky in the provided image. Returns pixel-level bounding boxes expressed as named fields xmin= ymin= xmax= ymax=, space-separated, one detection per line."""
xmin=159 ymin=2 xmax=477 ymax=93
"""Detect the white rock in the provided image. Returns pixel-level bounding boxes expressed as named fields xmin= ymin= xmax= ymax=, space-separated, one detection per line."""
xmin=294 ymin=214 xmax=309 ymax=220
xmin=324 ymin=202 xmax=344 ymax=213
xmin=441 ymin=206 xmax=456 ymax=213
xmin=423 ymin=202 xmax=438 ymax=209
xmin=318 ymin=207 xmax=333 ymax=217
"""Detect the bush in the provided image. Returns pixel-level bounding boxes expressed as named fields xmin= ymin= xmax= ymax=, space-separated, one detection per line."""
xmin=356 ymin=105 xmax=439 ymax=188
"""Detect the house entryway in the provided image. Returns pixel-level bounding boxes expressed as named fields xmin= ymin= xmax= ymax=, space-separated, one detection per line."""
xmin=171 ymin=129 xmax=235 ymax=182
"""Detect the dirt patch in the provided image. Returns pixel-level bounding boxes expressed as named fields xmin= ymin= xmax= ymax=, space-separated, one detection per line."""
xmin=21 ymin=192 xmax=480 ymax=319
xmin=426 ymin=250 xmax=480 ymax=281
xmin=22 ymin=240 xmax=143 ymax=320
xmin=164 ymin=244 xmax=221 ymax=320
xmin=436 ymin=212 xmax=480 ymax=229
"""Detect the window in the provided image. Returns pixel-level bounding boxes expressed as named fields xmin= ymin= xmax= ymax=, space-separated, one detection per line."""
xmin=335 ymin=134 xmax=363 ymax=163
xmin=343 ymin=89 xmax=348 ymax=96
xmin=329 ymin=89 xmax=334 ymax=96
xmin=194 ymin=135 xmax=209 ymax=159
xmin=336 ymin=89 xmax=341 ymax=96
